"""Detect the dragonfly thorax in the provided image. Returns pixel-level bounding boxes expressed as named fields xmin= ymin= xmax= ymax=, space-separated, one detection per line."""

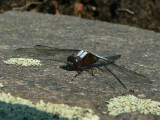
xmin=67 ymin=50 xmax=88 ymax=69
xmin=67 ymin=50 xmax=98 ymax=69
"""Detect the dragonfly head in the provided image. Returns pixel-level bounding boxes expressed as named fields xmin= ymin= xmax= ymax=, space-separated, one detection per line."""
xmin=67 ymin=55 xmax=79 ymax=69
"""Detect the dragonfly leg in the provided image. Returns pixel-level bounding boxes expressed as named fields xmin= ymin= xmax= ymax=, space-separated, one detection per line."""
xmin=95 ymin=66 xmax=116 ymax=91
xmin=75 ymin=67 xmax=96 ymax=78
xmin=90 ymin=67 xmax=94 ymax=76
xmin=87 ymin=66 xmax=115 ymax=91
xmin=95 ymin=66 xmax=104 ymax=72
xmin=74 ymin=70 xmax=83 ymax=78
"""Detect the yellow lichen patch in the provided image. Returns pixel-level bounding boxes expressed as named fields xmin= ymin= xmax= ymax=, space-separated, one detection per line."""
xmin=0 ymin=83 xmax=4 ymax=88
xmin=107 ymin=95 xmax=160 ymax=116
xmin=3 ymin=58 xmax=42 ymax=66
xmin=0 ymin=92 xmax=99 ymax=120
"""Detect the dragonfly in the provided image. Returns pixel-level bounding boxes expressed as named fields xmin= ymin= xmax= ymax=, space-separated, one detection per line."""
xmin=14 ymin=45 xmax=152 ymax=92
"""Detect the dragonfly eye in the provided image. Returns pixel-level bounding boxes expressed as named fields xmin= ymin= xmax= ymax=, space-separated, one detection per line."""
xmin=67 ymin=56 xmax=77 ymax=66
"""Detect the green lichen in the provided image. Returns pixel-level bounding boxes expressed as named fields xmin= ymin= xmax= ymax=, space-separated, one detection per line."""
xmin=0 ymin=83 xmax=4 ymax=88
xmin=107 ymin=95 xmax=160 ymax=116
xmin=3 ymin=58 xmax=42 ymax=66
xmin=0 ymin=92 xmax=99 ymax=120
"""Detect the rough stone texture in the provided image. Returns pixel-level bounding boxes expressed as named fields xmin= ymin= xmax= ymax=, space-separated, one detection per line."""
xmin=0 ymin=11 xmax=160 ymax=120
xmin=1 ymin=0 xmax=160 ymax=32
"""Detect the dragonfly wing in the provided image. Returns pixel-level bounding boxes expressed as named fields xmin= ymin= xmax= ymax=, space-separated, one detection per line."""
xmin=14 ymin=48 xmax=41 ymax=57
xmin=90 ymin=52 xmax=121 ymax=63
xmin=103 ymin=63 xmax=152 ymax=91
xmin=89 ymin=61 xmax=151 ymax=90
xmin=107 ymin=63 xmax=152 ymax=84
xmin=104 ymin=55 xmax=121 ymax=62
xmin=34 ymin=45 xmax=80 ymax=54
xmin=91 ymin=54 xmax=151 ymax=84
xmin=14 ymin=45 xmax=80 ymax=63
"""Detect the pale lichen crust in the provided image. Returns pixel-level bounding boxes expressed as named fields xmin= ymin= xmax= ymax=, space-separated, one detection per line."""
xmin=0 ymin=92 xmax=99 ymax=120
xmin=3 ymin=58 xmax=42 ymax=66
xmin=107 ymin=95 xmax=160 ymax=116
xmin=0 ymin=83 xmax=4 ymax=88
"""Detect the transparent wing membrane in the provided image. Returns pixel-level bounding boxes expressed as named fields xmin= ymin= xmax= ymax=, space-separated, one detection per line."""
xmin=14 ymin=45 xmax=80 ymax=63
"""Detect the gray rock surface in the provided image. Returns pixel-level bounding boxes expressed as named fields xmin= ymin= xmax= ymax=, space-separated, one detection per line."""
xmin=0 ymin=11 xmax=160 ymax=120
